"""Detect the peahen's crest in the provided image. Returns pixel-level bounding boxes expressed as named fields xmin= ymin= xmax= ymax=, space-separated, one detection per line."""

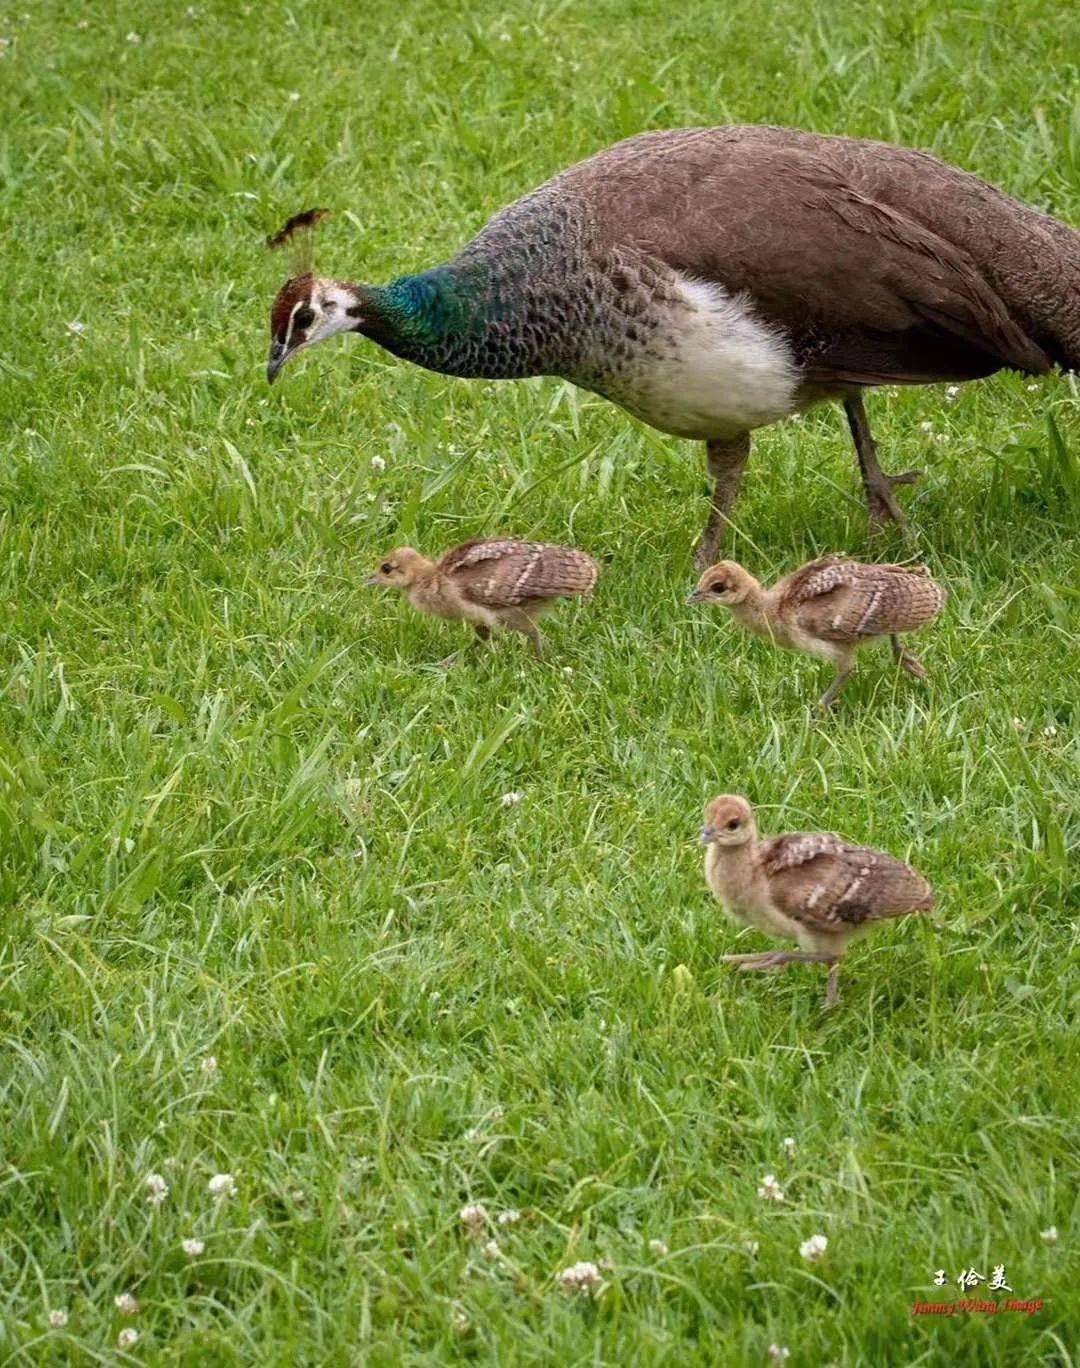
xmin=265 ymin=207 xmax=330 ymax=277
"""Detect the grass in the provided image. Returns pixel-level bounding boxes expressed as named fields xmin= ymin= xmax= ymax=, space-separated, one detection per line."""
xmin=1 ymin=0 xmax=1078 ymax=1362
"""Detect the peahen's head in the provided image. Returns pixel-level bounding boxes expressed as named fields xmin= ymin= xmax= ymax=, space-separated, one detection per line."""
xmin=267 ymin=274 xmax=370 ymax=383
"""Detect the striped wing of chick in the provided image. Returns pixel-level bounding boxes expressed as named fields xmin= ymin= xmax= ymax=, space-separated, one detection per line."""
xmin=776 ymin=557 xmax=945 ymax=641
xmin=438 ymin=539 xmax=599 ymax=607
xmin=760 ymin=833 xmax=934 ymax=931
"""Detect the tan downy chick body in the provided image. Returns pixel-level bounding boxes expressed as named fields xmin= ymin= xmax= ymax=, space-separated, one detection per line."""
xmin=690 ymin=556 xmax=945 ymax=707
xmin=700 ymin=795 xmax=934 ymax=1006
xmin=367 ymin=539 xmax=599 ymax=662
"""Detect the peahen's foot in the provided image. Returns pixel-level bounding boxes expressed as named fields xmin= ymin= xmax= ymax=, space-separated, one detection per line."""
xmin=865 ymin=467 xmax=922 ymax=527
xmin=694 ymin=528 xmax=724 ymax=572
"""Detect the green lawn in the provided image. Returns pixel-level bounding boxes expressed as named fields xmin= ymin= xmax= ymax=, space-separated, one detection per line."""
xmin=1 ymin=0 xmax=1078 ymax=1362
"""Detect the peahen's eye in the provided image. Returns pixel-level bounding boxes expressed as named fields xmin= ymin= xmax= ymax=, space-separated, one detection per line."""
xmin=293 ymin=306 xmax=315 ymax=331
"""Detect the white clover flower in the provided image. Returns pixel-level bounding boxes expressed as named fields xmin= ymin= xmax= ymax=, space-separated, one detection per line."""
xmin=77 ymin=19 xmax=90 ymax=28
xmin=144 ymin=1173 xmax=169 ymax=1205
xmin=1026 ymin=382 xmax=1039 ymax=391
xmin=451 ymin=1310 xmax=471 ymax=1335
xmin=118 ymin=1328 xmax=139 ymax=1349
xmin=945 ymin=385 xmax=960 ymax=400
xmin=181 ymin=1237 xmax=205 ymax=1257
xmin=1040 ymin=1225 xmax=1058 ymax=1244
xmin=768 ymin=1346 xmax=791 ymax=1362
xmin=562 ymin=666 xmax=574 ymax=677
xmin=498 ymin=31 xmax=511 ymax=41
xmin=744 ymin=1240 xmax=760 ymax=1257
xmin=648 ymin=1238 xmax=668 ymax=1257
xmin=370 ymin=454 xmax=386 ymax=472
xmin=287 ymin=91 xmax=300 ymax=102
xmin=459 ymin=1203 xmax=488 ymax=1235
xmin=1012 ymin=717 xmax=1025 ymax=731
xmin=48 ymin=1309 xmax=69 ymax=1328
xmin=919 ymin=420 xmax=934 ymax=433
xmin=500 ymin=791 xmax=524 ymax=807
xmin=1043 ymin=724 xmax=1058 ymax=738
xmin=125 ymin=31 xmax=141 ymax=43
xmin=781 ymin=1137 xmax=796 ymax=1158
xmin=66 ymin=320 xmax=86 ymax=336
xmin=799 ymin=1233 xmax=828 ymax=1261
xmin=208 ymin=1172 xmax=236 ymax=1200
xmin=496 ymin=1209 xmax=520 ymax=1226
xmin=114 ymin=1292 xmax=139 ymax=1316
xmin=482 ymin=1238 xmax=501 ymax=1260
xmin=757 ymin=1174 xmax=784 ymax=1202
xmin=200 ymin=1054 xmax=218 ymax=1075
xmin=557 ymin=1260 xmax=603 ymax=1294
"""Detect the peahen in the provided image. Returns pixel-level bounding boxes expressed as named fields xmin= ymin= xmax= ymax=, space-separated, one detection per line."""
xmin=265 ymin=126 xmax=1080 ymax=562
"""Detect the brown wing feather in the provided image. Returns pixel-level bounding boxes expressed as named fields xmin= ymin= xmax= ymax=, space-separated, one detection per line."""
xmin=761 ymin=833 xmax=934 ymax=932
xmin=564 ymin=127 xmax=1058 ymax=380
xmin=439 ymin=540 xmax=599 ymax=607
xmin=776 ymin=559 xmax=945 ymax=641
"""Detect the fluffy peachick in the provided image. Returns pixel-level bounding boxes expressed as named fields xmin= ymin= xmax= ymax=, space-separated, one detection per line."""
xmin=265 ymin=127 xmax=1080 ymax=563
xmin=689 ymin=556 xmax=945 ymax=708
xmin=367 ymin=538 xmax=599 ymax=662
xmin=701 ymin=795 xmax=934 ymax=1006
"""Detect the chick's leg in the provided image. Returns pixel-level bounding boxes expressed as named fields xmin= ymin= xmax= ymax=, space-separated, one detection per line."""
xmin=818 ymin=655 xmax=855 ymax=710
xmin=438 ymin=625 xmax=491 ymax=669
xmin=723 ymin=950 xmax=836 ymax=971
xmin=504 ymin=608 xmax=545 ymax=660
xmin=825 ymin=961 xmax=842 ymax=1008
xmin=890 ymin=634 xmax=927 ymax=678
xmin=843 ymin=394 xmax=921 ymax=527
xmin=696 ymin=433 xmax=750 ymax=570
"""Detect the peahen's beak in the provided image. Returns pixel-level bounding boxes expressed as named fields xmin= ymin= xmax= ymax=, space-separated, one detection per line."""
xmin=267 ymin=340 xmax=287 ymax=384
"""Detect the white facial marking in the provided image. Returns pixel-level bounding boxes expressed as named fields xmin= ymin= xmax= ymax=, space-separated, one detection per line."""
xmin=289 ymin=280 xmax=358 ymax=354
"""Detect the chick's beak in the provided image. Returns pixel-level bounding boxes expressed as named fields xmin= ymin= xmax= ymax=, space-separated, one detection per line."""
xmin=364 ymin=574 xmax=382 ymax=587
xmin=266 ymin=340 xmax=287 ymax=384
xmin=699 ymin=825 xmax=717 ymax=846
xmin=686 ymin=588 xmax=703 ymax=604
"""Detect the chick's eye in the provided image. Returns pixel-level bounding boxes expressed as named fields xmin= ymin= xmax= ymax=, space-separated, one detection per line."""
xmin=380 ymin=562 xmax=392 ymax=574
xmin=712 ymin=583 xmax=727 ymax=594
xmin=726 ymin=818 xmax=740 ymax=830
xmin=293 ymin=306 xmax=315 ymax=331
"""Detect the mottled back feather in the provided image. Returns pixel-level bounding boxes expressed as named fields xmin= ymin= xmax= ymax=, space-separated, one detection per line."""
xmin=775 ymin=557 xmax=945 ymax=641
xmin=760 ymin=833 xmax=934 ymax=932
xmin=438 ymin=539 xmax=599 ymax=607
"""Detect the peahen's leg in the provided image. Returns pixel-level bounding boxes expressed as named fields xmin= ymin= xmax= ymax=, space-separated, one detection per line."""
xmin=844 ymin=394 xmax=921 ymax=526
xmin=695 ymin=433 xmax=751 ymax=569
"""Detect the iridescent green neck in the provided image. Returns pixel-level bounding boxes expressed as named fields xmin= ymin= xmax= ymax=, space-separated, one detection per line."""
xmin=354 ymin=264 xmax=515 ymax=379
